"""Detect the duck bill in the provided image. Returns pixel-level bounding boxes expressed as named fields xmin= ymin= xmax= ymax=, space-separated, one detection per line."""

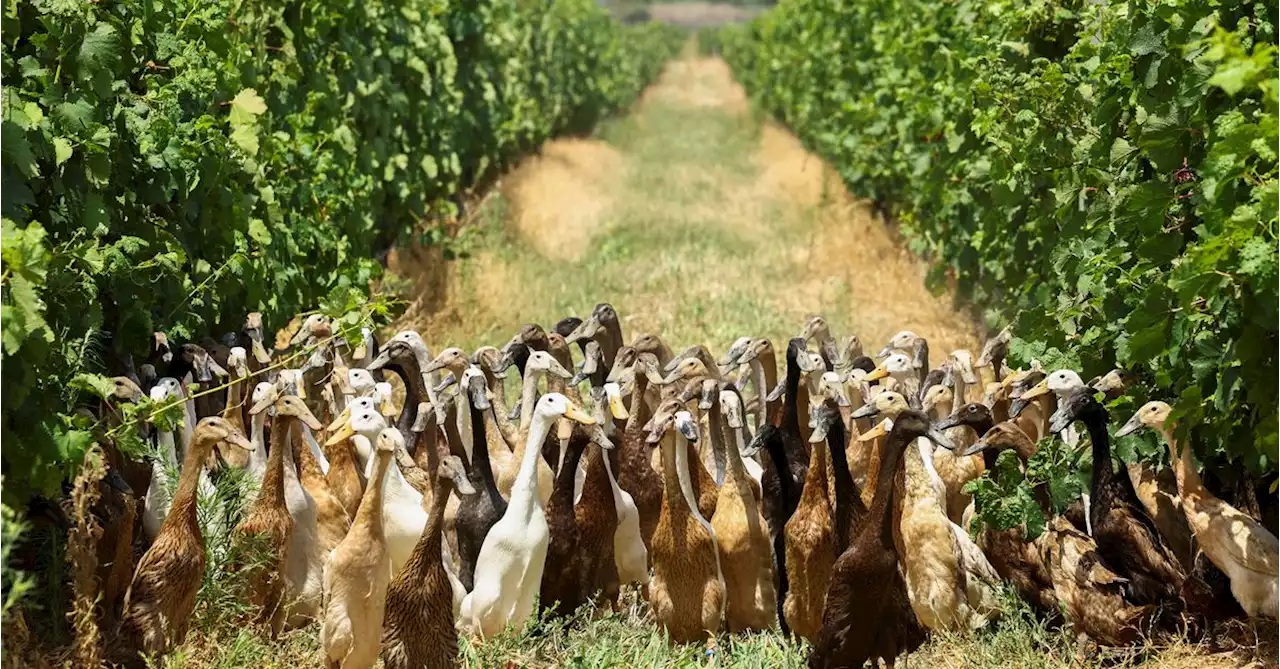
xmin=960 ymin=439 xmax=989 ymax=457
xmin=864 ymin=366 xmax=890 ymax=382
xmin=325 ymin=422 xmax=355 ymax=447
xmin=1009 ymin=398 xmax=1030 ymax=418
xmin=850 ymin=403 xmax=880 ymax=420
xmin=562 ymin=402 xmax=597 ymax=426
xmin=675 ymin=416 xmax=699 ymax=442
xmin=1048 ymin=409 xmax=1072 ymax=435
xmin=858 ymin=420 xmax=889 ymax=442
xmin=605 ymin=384 xmax=630 ymax=420
xmin=927 ymin=426 xmax=956 ymax=451
xmin=765 ymin=381 xmax=786 ymax=403
xmin=809 ymin=418 xmax=831 ymax=443
xmin=367 ymin=349 xmax=392 ymax=371
xmin=548 ymin=359 xmax=574 ymax=380
xmin=433 ymin=372 xmax=457 ymax=394
xmin=934 ymin=414 xmax=961 ymax=432
xmin=226 ymin=431 xmax=255 ymax=451
xmin=467 ymin=381 xmax=491 ymax=411
xmin=1020 ymin=380 xmax=1050 ymax=401
xmin=1115 ymin=412 xmax=1143 ymax=438
xmin=380 ymin=395 xmax=399 ymax=417
xmin=876 ymin=344 xmax=894 ymax=359
xmin=698 ymin=381 xmax=717 ymax=411
xmin=250 ymin=394 xmax=276 ymax=415
xmin=326 ymin=406 xmax=352 ymax=432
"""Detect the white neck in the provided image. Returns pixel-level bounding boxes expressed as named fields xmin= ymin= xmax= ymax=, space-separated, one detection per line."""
xmin=247 ymin=411 xmax=267 ymax=474
xmin=519 ymin=370 xmax=543 ymax=431
xmin=515 ymin=409 xmax=556 ymax=500
xmin=157 ymin=429 xmax=179 ymax=470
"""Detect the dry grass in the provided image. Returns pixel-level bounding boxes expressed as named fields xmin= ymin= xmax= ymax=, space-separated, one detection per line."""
xmin=398 ymin=50 xmax=979 ymax=358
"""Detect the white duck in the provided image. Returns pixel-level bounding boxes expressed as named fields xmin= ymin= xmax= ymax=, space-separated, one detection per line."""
xmin=463 ymin=393 xmax=596 ymax=639
xmin=142 ymin=378 xmax=183 ymax=540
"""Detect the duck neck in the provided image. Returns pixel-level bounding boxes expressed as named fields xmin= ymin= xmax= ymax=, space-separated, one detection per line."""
xmin=255 ymin=418 xmax=291 ymax=511
xmin=798 ymin=434 xmax=830 ymax=508
xmin=248 ymin=409 xmax=268 ymax=472
xmin=385 ymin=359 xmax=424 ymax=440
xmin=515 ymin=411 xmax=555 ymax=500
xmin=706 ymin=404 xmax=729 ymax=486
xmin=1082 ymin=407 xmax=1116 ymax=493
xmin=356 ymin=450 xmax=392 ymax=534
xmin=222 ymin=377 xmax=246 ymax=433
xmin=519 ymin=371 xmax=543 ymax=432
xmin=485 ymin=373 xmax=519 ymax=447
xmin=760 ymin=351 xmax=781 ymax=422
xmin=468 ymin=401 xmax=502 ymax=502
xmin=781 ymin=353 xmax=804 ymax=438
xmin=624 ymin=370 xmax=650 ymax=434
xmin=825 ymin=417 xmax=864 ymax=551
xmin=867 ymin=431 xmax=909 ymax=547
xmin=674 ymin=433 xmax=705 ymax=522
xmin=289 ymin=421 xmax=325 ymax=482
xmin=552 ymin=436 xmax=588 ymax=508
xmin=1159 ymin=423 xmax=1202 ymax=499
xmin=424 ymin=478 xmax=453 ymax=556
xmin=167 ymin=433 xmax=215 ymax=533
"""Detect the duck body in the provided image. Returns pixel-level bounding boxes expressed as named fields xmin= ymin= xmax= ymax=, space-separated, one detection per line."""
xmin=321 ymin=435 xmax=392 ymax=669
xmin=649 ymin=412 xmax=726 ymax=644
xmin=466 ymin=393 xmax=586 ymax=638
xmin=540 ymin=432 xmax=593 ymax=616
xmin=783 ymin=432 xmax=835 ymax=640
xmin=456 ymin=388 xmax=509 ymax=592
xmin=381 ymin=458 xmax=468 ymax=669
xmin=577 ymin=440 xmax=622 ymax=609
xmin=710 ymin=390 xmax=776 ymax=632
xmin=1040 ymin=517 xmax=1152 ymax=646
xmin=234 ymin=416 xmax=298 ymax=635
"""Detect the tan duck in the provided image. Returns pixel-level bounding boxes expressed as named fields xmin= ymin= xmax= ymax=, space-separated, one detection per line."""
xmin=291 ymin=419 xmax=351 ymax=553
xmin=118 ymin=418 xmax=252 ymax=660
xmin=217 ymin=347 xmax=253 ymax=469
xmin=1118 ymin=401 xmax=1278 ymax=619
xmin=496 ymin=350 xmax=573 ymax=505
xmin=235 ymin=395 xmax=320 ymax=636
xmin=321 ymin=430 xmax=394 ymax=669
xmin=647 ymin=403 xmax=726 ymax=644
xmin=782 ymin=386 xmax=837 ymax=641
xmin=709 ymin=387 xmax=776 ymax=632
xmin=1040 ymin=516 xmax=1153 ymax=646
xmin=857 ymin=393 xmax=1001 ymax=631
xmin=381 ymin=455 xmax=473 ymax=669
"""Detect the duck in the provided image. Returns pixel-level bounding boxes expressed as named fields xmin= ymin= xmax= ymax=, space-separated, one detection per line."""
xmin=782 ymin=386 xmax=837 ymax=641
xmin=289 ymin=416 xmax=350 ymax=554
xmin=709 ymin=386 xmax=776 ymax=632
xmin=541 ymin=423 xmax=616 ymax=616
xmin=732 ymin=337 xmax=780 ymax=427
xmin=118 ymin=417 xmax=252 ymax=661
xmin=381 ymin=455 xmax=474 ymax=669
xmin=1050 ymin=388 xmax=1186 ymax=607
xmin=598 ymin=382 xmax=650 ymax=589
xmin=1117 ymin=401 xmax=1278 ymax=619
xmin=240 ymin=312 xmax=272 ymax=375
xmin=800 ymin=315 xmax=839 ymax=371
xmin=1039 ymin=515 xmax=1154 ymax=647
xmin=877 ymin=330 xmax=929 ymax=390
xmin=366 ymin=330 xmax=435 ymax=443
xmin=858 ymin=393 xmax=1001 ymax=631
xmin=575 ymin=389 xmax=624 ymax=610
xmin=234 ymin=394 xmax=321 ymax=636
xmin=607 ymin=348 xmax=666 ymax=551
xmin=951 ymin=418 xmax=1060 ymax=613
xmin=921 ymin=382 xmax=984 ymax=525
xmin=464 ymin=393 xmax=596 ymax=638
xmin=864 ymin=352 xmax=918 ymax=403
xmin=494 ymin=349 xmax=573 ymax=506
xmin=808 ymin=410 xmax=945 ymax=668
xmin=217 ymin=347 xmax=253 ymax=470
xmin=452 ymin=366 xmax=509 ymax=592
xmin=320 ymin=429 xmax=394 ymax=669
xmin=646 ymin=404 xmax=726 ymax=644
xmin=141 ymin=378 xmax=184 ymax=541
xmin=565 ymin=302 xmax=625 ymax=372
xmin=1017 ymin=368 xmax=1085 ymax=447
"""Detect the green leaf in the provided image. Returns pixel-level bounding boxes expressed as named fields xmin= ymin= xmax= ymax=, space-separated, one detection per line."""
xmin=247 ymin=218 xmax=272 ymax=246
xmin=53 ymin=138 xmax=73 ymax=166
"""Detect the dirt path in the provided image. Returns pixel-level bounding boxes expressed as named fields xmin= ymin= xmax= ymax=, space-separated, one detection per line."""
xmin=399 ymin=50 xmax=982 ymax=357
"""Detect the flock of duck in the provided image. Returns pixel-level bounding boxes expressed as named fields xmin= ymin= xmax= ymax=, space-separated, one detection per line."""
xmin=85 ymin=304 xmax=1277 ymax=668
